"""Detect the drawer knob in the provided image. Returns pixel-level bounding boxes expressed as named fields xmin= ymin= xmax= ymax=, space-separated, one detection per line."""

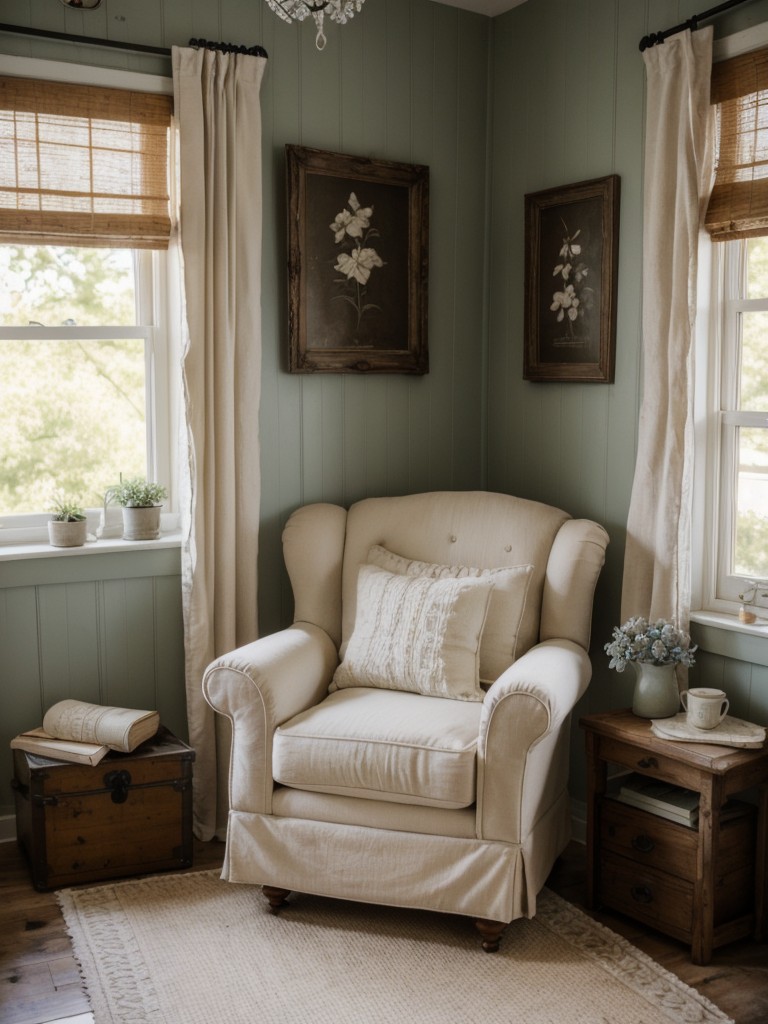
xmin=637 ymin=757 xmax=659 ymax=770
xmin=631 ymin=834 xmax=655 ymax=854
xmin=631 ymin=885 xmax=653 ymax=904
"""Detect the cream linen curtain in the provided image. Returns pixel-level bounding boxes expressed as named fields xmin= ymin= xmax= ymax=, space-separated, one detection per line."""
xmin=173 ymin=46 xmax=266 ymax=840
xmin=621 ymin=28 xmax=714 ymax=627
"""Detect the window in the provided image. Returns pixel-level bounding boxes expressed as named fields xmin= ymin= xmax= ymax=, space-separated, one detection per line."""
xmin=0 ymin=244 xmax=168 ymax=518
xmin=699 ymin=237 xmax=768 ymax=611
xmin=694 ymin=30 xmax=768 ymax=619
xmin=0 ymin=63 xmax=175 ymax=535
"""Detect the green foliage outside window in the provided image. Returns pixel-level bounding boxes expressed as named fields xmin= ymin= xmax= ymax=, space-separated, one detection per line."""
xmin=0 ymin=246 xmax=147 ymax=515
xmin=735 ymin=237 xmax=768 ymax=578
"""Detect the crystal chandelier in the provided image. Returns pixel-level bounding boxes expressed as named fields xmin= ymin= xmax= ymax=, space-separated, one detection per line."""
xmin=264 ymin=0 xmax=365 ymax=51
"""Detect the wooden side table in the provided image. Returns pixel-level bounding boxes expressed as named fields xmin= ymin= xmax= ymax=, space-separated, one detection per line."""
xmin=581 ymin=708 xmax=768 ymax=965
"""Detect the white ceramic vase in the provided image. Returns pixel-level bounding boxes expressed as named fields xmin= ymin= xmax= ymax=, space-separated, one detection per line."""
xmin=631 ymin=662 xmax=681 ymax=719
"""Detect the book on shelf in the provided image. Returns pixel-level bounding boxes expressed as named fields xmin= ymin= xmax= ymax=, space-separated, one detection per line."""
xmin=616 ymin=773 xmax=700 ymax=825
xmin=9 ymin=699 xmax=160 ymax=766
xmin=10 ymin=729 xmax=110 ymax=766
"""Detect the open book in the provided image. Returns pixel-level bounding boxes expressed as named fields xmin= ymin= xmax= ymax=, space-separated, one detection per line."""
xmin=11 ymin=730 xmax=110 ymax=766
xmin=11 ymin=700 xmax=160 ymax=766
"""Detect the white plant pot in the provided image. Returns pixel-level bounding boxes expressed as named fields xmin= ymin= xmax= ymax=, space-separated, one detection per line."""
xmin=121 ymin=505 xmax=162 ymax=541
xmin=48 ymin=519 xmax=87 ymax=548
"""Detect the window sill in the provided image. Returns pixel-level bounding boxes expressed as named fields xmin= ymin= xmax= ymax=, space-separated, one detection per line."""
xmin=690 ymin=610 xmax=768 ymax=668
xmin=0 ymin=530 xmax=182 ymax=562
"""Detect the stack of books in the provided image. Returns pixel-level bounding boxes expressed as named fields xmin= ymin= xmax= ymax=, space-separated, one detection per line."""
xmin=615 ymin=773 xmax=700 ymax=827
xmin=10 ymin=699 xmax=160 ymax=766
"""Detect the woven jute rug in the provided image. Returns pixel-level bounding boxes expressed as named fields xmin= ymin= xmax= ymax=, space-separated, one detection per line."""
xmin=58 ymin=869 xmax=732 ymax=1024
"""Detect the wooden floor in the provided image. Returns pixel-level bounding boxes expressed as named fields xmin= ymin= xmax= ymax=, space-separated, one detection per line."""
xmin=1 ymin=837 xmax=766 ymax=1024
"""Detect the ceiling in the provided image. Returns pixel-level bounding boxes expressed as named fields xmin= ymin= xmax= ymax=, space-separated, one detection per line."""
xmin=435 ymin=0 xmax=527 ymax=19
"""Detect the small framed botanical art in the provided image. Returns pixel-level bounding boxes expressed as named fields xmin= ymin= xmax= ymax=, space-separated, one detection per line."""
xmin=286 ymin=145 xmax=429 ymax=374
xmin=524 ymin=174 xmax=620 ymax=383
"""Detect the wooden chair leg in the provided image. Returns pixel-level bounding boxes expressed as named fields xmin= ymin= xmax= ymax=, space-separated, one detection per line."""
xmin=262 ymin=886 xmax=291 ymax=914
xmin=474 ymin=918 xmax=506 ymax=953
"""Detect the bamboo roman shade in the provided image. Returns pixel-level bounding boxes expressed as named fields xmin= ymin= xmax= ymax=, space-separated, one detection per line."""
xmin=0 ymin=76 xmax=172 ymax=248
xmin=705 ymin=46 xmax=768 ymax=241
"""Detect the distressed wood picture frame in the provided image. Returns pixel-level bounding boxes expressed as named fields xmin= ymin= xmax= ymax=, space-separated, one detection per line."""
xmin=286 ymin=145 xmax=429 ymax=374
xmin=524 ymin=174 xmax=620 ymax=383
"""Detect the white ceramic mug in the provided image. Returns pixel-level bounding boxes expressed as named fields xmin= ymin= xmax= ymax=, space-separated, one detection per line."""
xmin=680 ymin=687 xmax=729 ymax=730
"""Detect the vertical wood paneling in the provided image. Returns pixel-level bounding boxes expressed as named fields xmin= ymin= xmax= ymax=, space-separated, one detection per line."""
xmin=0 ymin=587 xmax=43 ymax=752
xmin=153 ymin=574 xmax=187 ymax=740
xmin=37 ymin=583 xmax=101 ymax=707
xmin=108 ymin=0 xmax=163 ymax=48
xmin=258 ymin=13 xmax=301 ymax=638
xmin=189 ymin=0 xmax=223 ymax=41
xmin=426 ymin=6 xmax=460 ymax=489
xmin=749 ymin=664 xmax=768 ymax=724
xmin=0 ymin=554 xmax=184 ymax=817
xmin=101 ymin=578 xmax=158 ymax=708
xmin=385 ymin=0 xmax=412 ymax=161
xmin=339 ymin=17 xmax=365 ymax=154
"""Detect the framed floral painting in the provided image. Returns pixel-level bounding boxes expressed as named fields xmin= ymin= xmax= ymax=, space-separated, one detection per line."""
xmin=524 ymin=175 xmax=620 ymax=383
xmin=286 ymin=146 xmax=429 ymax=374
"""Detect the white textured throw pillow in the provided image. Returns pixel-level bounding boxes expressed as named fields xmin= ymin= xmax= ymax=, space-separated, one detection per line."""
xmin=367 ymin=545 xmax=534 ymax=683
xmin=331 ymin=564 xmax=494 ymax=701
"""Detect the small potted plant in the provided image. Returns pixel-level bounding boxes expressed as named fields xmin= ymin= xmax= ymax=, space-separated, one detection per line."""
xmin=106 ymin=477 xmax=168 ymax=541
xmin=605 ymin=616 xmax=697 ymax=719
xmin=48 ymin=498 xmax=88 ymax=548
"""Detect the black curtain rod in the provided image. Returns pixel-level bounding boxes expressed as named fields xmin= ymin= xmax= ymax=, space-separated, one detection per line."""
xmin=639 ymin=0 xmax=754 ymax=51
xmin=0 ymin=23 xmax=267 ymax=60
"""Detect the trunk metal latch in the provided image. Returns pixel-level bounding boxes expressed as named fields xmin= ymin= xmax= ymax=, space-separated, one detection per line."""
xmin=103 ymin=769 xmax=132 ymax=803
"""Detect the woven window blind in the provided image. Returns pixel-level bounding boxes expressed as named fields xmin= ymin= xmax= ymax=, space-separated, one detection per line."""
xmin=705 ymin=46 xmax=768 ymax=241
xmin=0 ymin=76 xmax=172 ymax=249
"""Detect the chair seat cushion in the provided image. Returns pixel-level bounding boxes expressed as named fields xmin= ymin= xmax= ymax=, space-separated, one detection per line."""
xmin=273 ymin=688 xmax=482 ymax=809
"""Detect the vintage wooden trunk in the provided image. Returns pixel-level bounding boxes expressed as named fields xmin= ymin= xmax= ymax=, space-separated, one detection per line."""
xmin=12 ymin=727 xmax=195 ymax=890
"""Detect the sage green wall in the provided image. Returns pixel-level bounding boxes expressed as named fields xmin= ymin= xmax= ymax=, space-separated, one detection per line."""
xmin=0 ymin=0 xmax=492 ymax=635
xmin=487 ymin=0 xmax=768 ymax=798
xmin=0 ymin=549 xmax=187 ymax=817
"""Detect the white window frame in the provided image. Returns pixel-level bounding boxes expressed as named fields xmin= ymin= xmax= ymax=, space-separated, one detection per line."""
xmin=694 ymin=239 xmax=768 ymax=616
xmin=692 ymin=22 xmax=768 ymax=625
xmin=0 ymin=56 xmax=178 ymax=546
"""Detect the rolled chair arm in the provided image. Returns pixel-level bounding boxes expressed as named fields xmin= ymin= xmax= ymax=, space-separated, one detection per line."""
xmin=476 ymin=639 xmax=592 ymax=842
xmin=203 ymin=623 xmax=338 ymax=815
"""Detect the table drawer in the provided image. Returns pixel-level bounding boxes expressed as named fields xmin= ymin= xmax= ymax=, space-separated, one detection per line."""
xmin=599 ymin=852 xmax=694 ymax=943
xmin=599 ymin=738 xmax=702 ymax=790
xmin=601 ymin=798 xmax=697 ymax=880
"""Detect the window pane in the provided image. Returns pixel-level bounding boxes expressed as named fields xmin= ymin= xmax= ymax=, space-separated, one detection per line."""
xmin=739 ymin=310 xmax=768 ymax=411
xmin=746 ymin=236 xmax=768 ymax=299
xmin=0 ymin=245 xmax=135 ymax=327
xmin=0 ymin=338 xmax=146 ymax=514
xmin=734 ymin=426 xmax=768 ymax=577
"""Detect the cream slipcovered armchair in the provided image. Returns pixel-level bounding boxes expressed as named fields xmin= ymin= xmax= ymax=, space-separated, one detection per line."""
xmin=203 ymin=491 xmax=608 ymax=950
